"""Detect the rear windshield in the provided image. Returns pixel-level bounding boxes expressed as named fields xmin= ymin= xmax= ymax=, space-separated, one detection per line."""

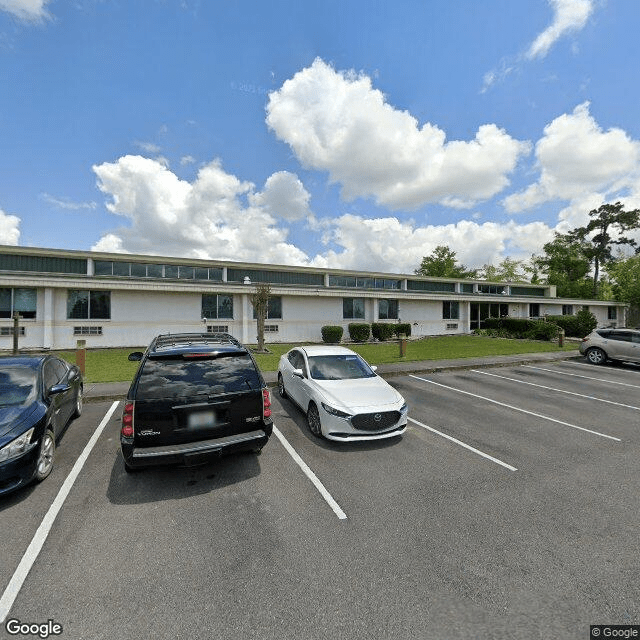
xmin=135 ymin=354 xmax=262 ymax=400
xmin=0 ymin=366 xmax=37 ymax=407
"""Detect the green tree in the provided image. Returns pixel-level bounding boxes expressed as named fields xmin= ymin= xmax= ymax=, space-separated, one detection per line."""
xmin=415 ymin=245 xmax=476 ymax=278
xmin=478 ymin=257 xmax=531 ymax=282
xmin=533 ymin=233 xmax=594 ymax=298
xmin=568 ymin=202 xmax=640 ymax=297
xmin=606 ymin=254 xmax=640 ymax=323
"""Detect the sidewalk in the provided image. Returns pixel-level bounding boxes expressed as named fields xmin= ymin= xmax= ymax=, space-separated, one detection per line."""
xmin=84 ymin=349 xmax=582 ymax=403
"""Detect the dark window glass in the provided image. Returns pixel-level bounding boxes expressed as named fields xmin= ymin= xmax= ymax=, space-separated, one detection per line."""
xmin=67 ymin=290 xmax=89 ymax=319
xmin=217 ymin=295 xmax=233 ymax=319
xmin=378 ymin=299 xmax=398 ymax=320
xmin=195 ymin=268 xmax=209 ymax=280
xmin=164 ymin=265 xmax=179 ymax=279
xmin=343 ymin=298 xmax=364 ymax=319
xmin=67 ymin=290 xmax=110 ymax=319
xmin=136 ymin=354 xmax=261 ymax=399
xmin=178 ymin=266 xmax=195 ymax=279
xmin=112 ymin=262 xmax=130 ymax=276
xmin=131 ymin=263 xmax=147 ymax=277
xmin=562 ymin=305 xmax=573 ymax=315
xmin=202 ymin=294 xmax=233 ymax=319
xmin=147 ymin=264 xmax=163 ymax=278
xmin=0 ymin=288 xmax=10 ymax=318
xmin=609 ymin=331 xmax=632 ymax=342
xmin=461 ymin=283 xmax=474 ymax=293
xmin=0 ymin=365 xmax=36 ymax=406
xmin=13 ymin=289 xmax=36 ymax=319
xmin=608 ymin=307 xmax=617 ymax=320
xmin=90 ymin=291 xmax=111 ymax=319
xmin=443 ymin=301 xmax=459 ymax=320
xmin=94 ymin=261 xmax=113 ymax=276
xmin=529 ymin=303 xmax=540 ymax=318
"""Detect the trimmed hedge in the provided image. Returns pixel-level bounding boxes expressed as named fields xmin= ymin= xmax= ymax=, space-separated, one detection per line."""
xmin=348 ymin=323 xmax=371 ymax=342
xmin=482 ymin=317 xmax=559 ymax=341
xmin=321 ymin=325 xmax=343 ymax=344
xmin=371 ymin=323 xmax=396 ymax=341
xmin=545 ymin=309 xmax=597 ymax=337
xmin=393 ymin=323 xmax=412 ymax=337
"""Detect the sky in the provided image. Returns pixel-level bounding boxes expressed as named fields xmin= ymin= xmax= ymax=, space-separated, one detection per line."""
xmin=1 ymin=0 xmax=640 ymax=275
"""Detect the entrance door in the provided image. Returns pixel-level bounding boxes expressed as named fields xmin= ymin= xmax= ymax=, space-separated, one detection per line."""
xmin=470 ymin=302 xmax=509 ymax=330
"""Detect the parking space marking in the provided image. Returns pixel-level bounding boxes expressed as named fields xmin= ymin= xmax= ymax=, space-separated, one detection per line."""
xmin=409 ymin=375 xmax=621 ymax=441
xmin=272 ymin=425 xmax=347 ymax=520
xmin=471 ymin=369 xmax=640 ymax=412
xmin=0 ymin=401 xmax=121 ymax=624
xmin=524 ymin=365 xmax=640 ymax=388
xmin=408 ymin=417 xmax=517 ymax=471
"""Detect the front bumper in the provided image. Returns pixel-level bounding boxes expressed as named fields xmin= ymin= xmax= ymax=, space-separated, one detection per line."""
xmin=121 ymin=429 xmax=271 ymax=469
xmin=325 ymin=423 xmax=407 ymax=442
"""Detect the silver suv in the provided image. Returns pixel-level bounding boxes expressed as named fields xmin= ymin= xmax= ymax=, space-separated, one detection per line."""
xmin=579 ymin=328 xmax=640 ymax=364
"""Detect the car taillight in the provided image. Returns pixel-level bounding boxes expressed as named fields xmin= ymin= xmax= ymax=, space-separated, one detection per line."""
xmin=121 ymin=401 xmax=134 ymax=438
xmin=262 ymin=388 xmax=272 ymax=419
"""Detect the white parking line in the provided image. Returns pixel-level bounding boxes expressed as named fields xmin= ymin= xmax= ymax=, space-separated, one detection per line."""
xmin=409 ymin=375 xmax=621 ymax=442
xmin=0 ymin=401 xmax=121 ymax=624
xmin=471 ymin=369 xmax=640 ymax=411
xmin=524 ymin=365 xmax=640 ymax=389
xmin=408 ymin=417 xmax=517 ymax=471
xmin=272 ymin=425 xmax=347 ymax=520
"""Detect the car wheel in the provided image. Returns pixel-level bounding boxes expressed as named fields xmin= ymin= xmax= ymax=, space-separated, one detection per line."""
xmin=586 ymin=347 xmax=607 ymax=365
xmin=307 ymin=402 xmax=323 ymax=438
xmin=34 ymin=429 xmax=55 ymax=482
xmin=72 ymin=386 xmax=83 ymax=418
xmin=277 ymin=373 xmax=287 ymax=399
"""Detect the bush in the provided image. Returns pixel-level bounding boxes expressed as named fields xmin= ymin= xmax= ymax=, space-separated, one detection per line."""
xmin=371 ymin=323 xmax=396 ymax=341
xmin=348 ymin=323 xmax=371 ymax=343
xmin=524 ymin=320 xmax=559 ymax=341
xmin=321 ymin=325 xmax=343 ymax=344
xmin=393 ymin=323 xmax=412 ymax=337
xmin=546 ymin=309 xmax=597 ymax=337
xmin=483 ymin=317 xmax=559 ymax=341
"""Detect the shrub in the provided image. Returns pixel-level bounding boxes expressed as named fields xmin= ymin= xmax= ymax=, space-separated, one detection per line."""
xmin=348 ymin=323 xmax=371 ymax=342
xmin=321 ymin=325 xmax=343 ymax=344
xmin=393 ymin=323 xmax=412 ymax=337
xmin=547 ymin=310 xmax=597 ymax=337
xmin=483 ymin=317 xmax=559 ymax=341
xmin=524 ymin=320 xmax=559 ymax=341
xmin=371 ymin=323 xmax=396 ymax=341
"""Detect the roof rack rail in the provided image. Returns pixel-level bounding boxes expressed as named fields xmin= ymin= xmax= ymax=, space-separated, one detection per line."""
xmin=152 ymin=332 xmax=241 ymax=349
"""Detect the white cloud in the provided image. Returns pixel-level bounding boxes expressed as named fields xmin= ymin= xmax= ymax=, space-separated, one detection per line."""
xmin=0 ymin=207 xmax=21 ymax=244
xmin=41 ymin=193 xmax=97 ymax=210
xmin=504 ymin=102 xmax=640 ymax=213
xmin=180 ymin=155 xmax=196 ymax=166
xmin=527 ymin=0 xmax=594 ymax=60
xmin=91 ymin=155 xmax=311 ymax=265
xmin=249 ymin=171 xmax=311 ymax=221
xmin=310 ymin=214 xmax=555 ymax=273
xmin=266 ymin=58 xmax=530 ymax=211
xmin=134 ymin=141 xmax=162 ymax=154
xmin=0 ymin=0 xmax=49 ymax=21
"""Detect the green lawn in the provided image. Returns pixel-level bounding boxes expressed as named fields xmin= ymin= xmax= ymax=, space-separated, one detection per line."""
xmin=55 ymin=335 xmax=577 ymax=383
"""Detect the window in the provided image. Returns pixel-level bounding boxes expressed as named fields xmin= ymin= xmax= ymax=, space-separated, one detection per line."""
xmin=562 ymin=305 xmax=574 ymax=315
xmin=529 ymin=303 xmax=540 ymax=318
xmin=343 ymin=298 xmax=365 ymax=319
xmin=608 ymin=307 xmax=617 ymax=320
xmin=264 ymin=324 xmax=279 ymax=332
xmin=0 ymin=288 xmax=37 ymax=319
xmin=0 ymin=326 xmax=25 ymax=336
xmin=443 ymin=301 xmax=459 ymax=320
xmin=478 ymin=284 xmax=506 ymax=294
xmin=253 ymin=296 xmax=282 ymax=320
xmin=74 ymin=326 xmax=103 ymax=335
xmin=378 ymin=299 xmax=398 ymax=320
xmin=67 ymin=290 xmax=111 ymax=319
xmin=202 ymin=294 xmax=233 ymax=320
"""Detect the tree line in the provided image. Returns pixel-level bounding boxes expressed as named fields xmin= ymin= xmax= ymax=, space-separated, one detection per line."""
xmin=415 ymin=202 xmax=640 ymax=321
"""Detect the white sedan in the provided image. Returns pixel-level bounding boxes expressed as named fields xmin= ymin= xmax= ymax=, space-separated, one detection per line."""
xmin=277 ymin=345 xmax=407 ymax=442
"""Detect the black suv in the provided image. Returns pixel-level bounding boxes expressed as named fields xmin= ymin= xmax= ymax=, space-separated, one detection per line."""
xmin=121 ymin=333 xmax=272 ymax=472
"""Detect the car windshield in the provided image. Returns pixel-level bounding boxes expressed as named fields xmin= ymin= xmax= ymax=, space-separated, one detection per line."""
xmin=307 ymin=354 xmax=375 ymax=380
xmin=0 ymin=366 xmax=38 ymax=407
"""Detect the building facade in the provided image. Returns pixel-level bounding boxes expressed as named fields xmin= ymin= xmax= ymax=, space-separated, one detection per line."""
xmin=0 ymin=245 xmax=626 ymax=350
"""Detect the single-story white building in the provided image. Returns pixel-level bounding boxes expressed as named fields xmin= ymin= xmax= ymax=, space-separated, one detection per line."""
xmin=0 ymin=245 xmax=626 ymax=350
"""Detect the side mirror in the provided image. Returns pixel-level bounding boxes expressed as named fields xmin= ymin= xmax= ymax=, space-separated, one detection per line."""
xmin=370 ymin=365 xmax=378 ymax=372
xmin=128 ymin=352 xmax=144 ymax=361
xmin=48 ymin=383 xmax=71 ymax=396
xmin=292 ymin=368 xmax=305 ymax=378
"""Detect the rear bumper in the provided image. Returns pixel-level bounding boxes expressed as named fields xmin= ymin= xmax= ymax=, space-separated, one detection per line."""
xmin=121 ymin=429 xmax=270 ymax=469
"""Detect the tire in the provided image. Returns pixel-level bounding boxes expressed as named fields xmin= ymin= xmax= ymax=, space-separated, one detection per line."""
xmin=34 ymin=429 xmax=55 ymax=482
xmin=72 ymin=386 xmax=83 ymax=418
xmin=277 ymin=373 xmax=287 ymax=399
xmin=307 ymin=402 xmax=323 ymax=438
xmin=586 ymin=347 xmax=607 ymax=365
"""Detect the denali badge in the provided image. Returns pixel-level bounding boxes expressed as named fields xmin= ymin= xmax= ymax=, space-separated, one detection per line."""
xmin=245 ymin=416 xmax=261 ymax=423
xmin=139 ymin=429 xmax=161 ymax=436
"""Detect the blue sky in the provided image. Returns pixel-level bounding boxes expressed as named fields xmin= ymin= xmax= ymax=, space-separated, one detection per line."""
xmin=1 ymin=0 xmax=639 ymax=274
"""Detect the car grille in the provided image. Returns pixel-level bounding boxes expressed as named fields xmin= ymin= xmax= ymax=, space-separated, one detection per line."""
xmin=351 ymin=411 xmax=401 ymax=431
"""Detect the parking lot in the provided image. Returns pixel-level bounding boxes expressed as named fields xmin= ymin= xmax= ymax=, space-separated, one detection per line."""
xmin=1 ymin=358 xmax=639 ymax=640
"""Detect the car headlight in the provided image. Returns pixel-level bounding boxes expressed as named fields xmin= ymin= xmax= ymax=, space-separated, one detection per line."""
xmin=0 ymin=428 xmax=35 ymax=464
xmin=321 ymin=403 xmax=352 ymax=419
xmin=400 ymin=403 xmax=408 ymax=413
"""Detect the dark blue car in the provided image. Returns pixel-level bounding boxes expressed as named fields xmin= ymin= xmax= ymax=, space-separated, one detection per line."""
xmin=0 ymin=355 xmax=83 ymax=496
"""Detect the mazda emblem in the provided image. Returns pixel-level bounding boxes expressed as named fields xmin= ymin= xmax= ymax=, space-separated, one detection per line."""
xmin=374 ymin=413 xmax=382 ymax=422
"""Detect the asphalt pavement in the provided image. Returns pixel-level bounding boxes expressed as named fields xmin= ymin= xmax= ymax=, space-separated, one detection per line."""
xmin=84 ymin=348 xmax=582 ymax=402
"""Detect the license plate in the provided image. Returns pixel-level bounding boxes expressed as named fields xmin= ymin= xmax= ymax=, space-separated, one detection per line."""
xmin=188 ymin=410 xmax=216 ymax=429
